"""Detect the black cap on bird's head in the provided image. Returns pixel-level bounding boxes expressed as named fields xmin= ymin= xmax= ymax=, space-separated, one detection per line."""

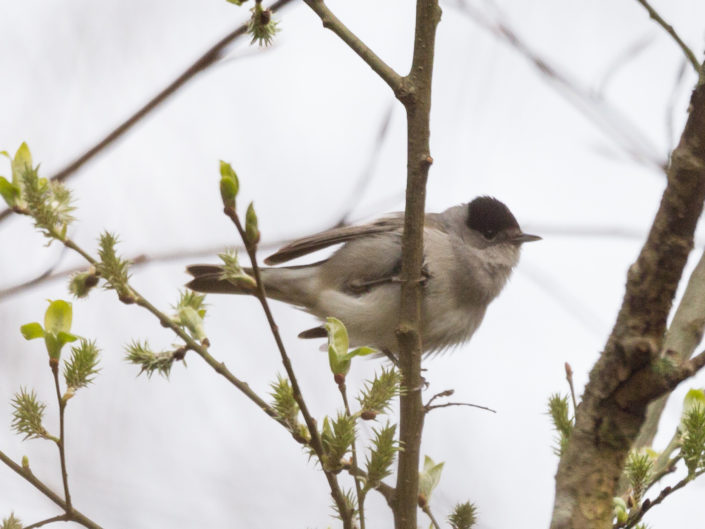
xmin=466 ymin=196 xmax=541 ymax=244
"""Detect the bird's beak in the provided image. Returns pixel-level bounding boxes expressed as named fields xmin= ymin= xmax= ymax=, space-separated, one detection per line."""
xmin=512 ymin=232 xmax=542 ymax=244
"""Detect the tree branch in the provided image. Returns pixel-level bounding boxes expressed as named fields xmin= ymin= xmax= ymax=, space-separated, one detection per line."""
xmin=302 ymin=0 xmax=405 ymax=96
xmin=633 ymin=0 xmax=703 ymax=81
xmin=0 ymin=450 xmax=103 ymax=529
xmin=223 ymin=206 xmax=353 ymax=528
xmin=24 ymin=514 xmax=71 ymax=529
xmin=51 ymin=365 xmax=72 ymax=512
xmin=551 ymin=61 xmax=705 ymax=529
xmin=394 ymin=1 xmax=441 ymax=528
xmin=634 ymin=247 xmax=705 ymax=449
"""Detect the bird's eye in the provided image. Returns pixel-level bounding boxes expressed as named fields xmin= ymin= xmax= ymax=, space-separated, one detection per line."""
xmin=483 ymin=230 xmax=496 ymax=240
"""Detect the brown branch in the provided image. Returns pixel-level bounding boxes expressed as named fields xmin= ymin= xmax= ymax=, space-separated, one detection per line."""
xmin=421 ymin=504 xmax=442 ymax=529
xmin=302 ymin=0 xmax=405 ymax=96
xmin=338 ymin=382 xmax=365 ymax=529
xmin=393 ymin=2 xmax=441 ymax=529
xmin=51 ymin=365 xmax=72 ymax=512
xmin=633 ymin=0 xmax=703 ymax=81
xmin=223 ymin=205 xmax=353 ymax=528
xmin=550 ymin=64 xmax=705 ymax=529
xmin=0 ymin=0 xmax=295 ymax=225
xmin=24 ymin=514 xmax=72 ymax=529
xmin=634 ymin=247 xmax=705 ymax=449
xmin=0 ymin=450 xmax=103 ymax=529
xmin=344 ymin=463 xmax=396 ymax=507
xmin=617 ymin=470 xmax=704 ymax=529
xmin=423 ymin=389 xmax=496 ymax=414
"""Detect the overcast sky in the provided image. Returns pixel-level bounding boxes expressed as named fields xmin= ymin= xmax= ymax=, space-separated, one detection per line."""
xmin=2 ymin=1 xmax=705 ymax=527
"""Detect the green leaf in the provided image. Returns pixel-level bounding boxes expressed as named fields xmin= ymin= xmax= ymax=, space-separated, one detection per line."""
xmin=326 ymin=317 xmax=350 ymax=375
xmin=11 ymin=142 xmax=32 ymax=185
xmin=44 ymin=299 xmax=73 ymax=335
xmin=57 ymin=331 xmax=78 ymax=344
xmin=348 ymin=346 xmax=376 ymax=359
xmin=20 ymin=322 xmax=44 ymax=340
xmin=418 ymin=455 xmax=444 ymax=501
xmin=226 ymin=0 xmax=248 ymax=4
xmin=0 ymin=176 xmax=19 ymax=206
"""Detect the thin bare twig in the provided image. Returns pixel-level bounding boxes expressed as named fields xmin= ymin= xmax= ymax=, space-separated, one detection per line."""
xmin=423 ymin=388 xmax=496 ymax=413
xmin=633 ymin=0 xmax=702 ymax=80
xmin=302 ymin=0 xmax=404 ymax=96
xmin=224 ymin=205 xmax=353 ymax=528
xmin=617 ymin=469 xmax=705 ymax=529
xmin=0 ymin=450 xmax=103 ymax=529
xmin=24 ymin=514 xmax=71 ymax=529
xmin=51 ymin=365 xmax=72 ymax=512
xmin=0 ymin=0 xmax=296 ymax=224
xmin=338 ymin=382 xmax=366 ymax=529
xmin=422 ymin=504 xmax=442 ymax=529
xmin=425 ymin=401 xmax=496 ymax=413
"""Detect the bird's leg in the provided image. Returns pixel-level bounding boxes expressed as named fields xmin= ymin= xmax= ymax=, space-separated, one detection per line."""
xmin=380 ymin=348 xmax=399 ymax=367
xmin=348 ymin=261 xmax=430 ymax=293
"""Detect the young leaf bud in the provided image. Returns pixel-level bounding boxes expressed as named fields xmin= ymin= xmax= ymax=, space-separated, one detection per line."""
xmin=245 ymin=202 xmax=260 ymax=245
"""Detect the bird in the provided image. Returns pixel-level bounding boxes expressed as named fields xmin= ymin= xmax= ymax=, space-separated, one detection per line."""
xmin=186 ymin=196 xmax=540 ymax=357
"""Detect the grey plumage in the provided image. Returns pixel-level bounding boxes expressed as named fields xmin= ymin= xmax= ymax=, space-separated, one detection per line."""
xmin=186 ymin=197 xmax=539 ymax=355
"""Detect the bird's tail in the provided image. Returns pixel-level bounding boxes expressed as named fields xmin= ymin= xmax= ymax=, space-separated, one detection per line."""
xmin=185 ymin=263 xmax=320 ymax=308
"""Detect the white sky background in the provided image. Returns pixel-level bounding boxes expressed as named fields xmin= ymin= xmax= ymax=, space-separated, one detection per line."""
xmin=1 ymin=0 xmax=705 ymax=527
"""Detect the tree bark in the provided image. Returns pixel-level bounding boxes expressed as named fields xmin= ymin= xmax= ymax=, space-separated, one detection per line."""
xmin=551 ymin=71 xmax=705 ymax=529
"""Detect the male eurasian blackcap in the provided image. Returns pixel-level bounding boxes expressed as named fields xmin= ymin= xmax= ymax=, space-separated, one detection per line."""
xmin=186 ymin=196 xmax=539 ymax=356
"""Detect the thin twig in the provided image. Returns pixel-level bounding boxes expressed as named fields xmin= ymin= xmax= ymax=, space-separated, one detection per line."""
xmin=634 ymin=0 xmax=702 ymax=80
xmin=422 ymin=504 xmax=442 ymax=529
xmin=29 ymin=228 xmax=290 ymax=433
xmin=0 ymin=450 xmax=103 ymax=529
xmin=425 ymin=401 xmax=496 ymax=413
xmin=424 ymin=389 xmax=455 ymax=408
xmin=0 ymin=0 xmax=296 ymax=224
xmin=51 ymin=365 xmax=72 ymax=512
xmin=618 ymin=470 xmax=705 ymax=529
xmin=24 ymin=514 xmax=71 ymax=529
xmin=224 ymin=205 xmax=353 ymax=528
xmin=423 ymin=388 xmax=496 ymax=413
xmin=345 ymin=464 xmax=396 ymax=507
xmin=302 ymin=0 xmax=404 ymax=96
xmin=339 ymin=382 xmax=366 ymax=529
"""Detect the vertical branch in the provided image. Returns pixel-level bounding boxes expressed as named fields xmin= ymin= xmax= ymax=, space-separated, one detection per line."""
xmin=551 ymin=64 xmax=705 ymax=529
xmin=51 ymin=363 xmax=72 ymax=513
xmin=224 ymin=208 xmax=353 ymax=528
xmin=338 ymin=383 xmax=366 ymax=529
xmin=394 ymin=1 xmax=441 ymax=528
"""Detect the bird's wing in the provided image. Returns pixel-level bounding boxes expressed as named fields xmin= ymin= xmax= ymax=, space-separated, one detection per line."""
xmin=264 ymin=215 xmax=403 ymax=265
